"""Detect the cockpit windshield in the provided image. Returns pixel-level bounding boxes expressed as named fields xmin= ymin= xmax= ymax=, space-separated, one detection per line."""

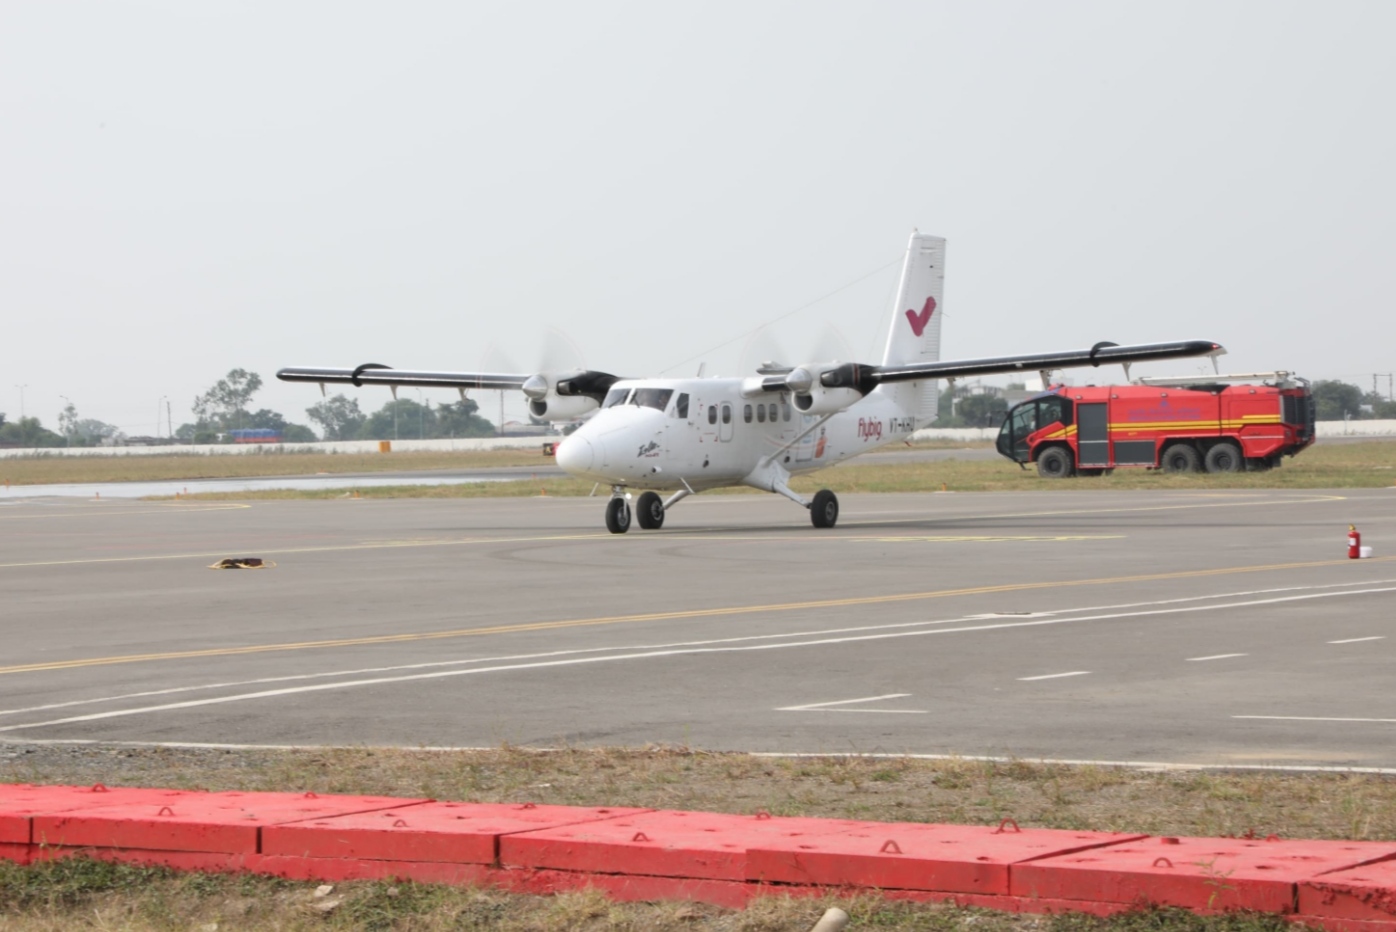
xmin=601 ymin=386 xmax=673 ymax=411
xmin=630 ymin=388 xmax=673 ymax=411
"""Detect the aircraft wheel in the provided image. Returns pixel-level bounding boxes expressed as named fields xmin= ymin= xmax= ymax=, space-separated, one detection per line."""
xmin=636 ymin=491 xmax=665 ymax=530
xmin=1204 ymin=442 xmax=1242 ymax=473
xmin=810 ymin=489 xmax=839 ymax=529
xmin=1161 ymin=443 xmax=1201 ymax=474
xmin=605 ymin=497 xmax=631 ymax=534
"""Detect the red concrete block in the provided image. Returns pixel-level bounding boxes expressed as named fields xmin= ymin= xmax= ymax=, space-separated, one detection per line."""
xmin=32 ymin=789 xmax=426 ymax=854
xmin=1301 ymin=858 xmax=1396 ymax=922
xmin=0 ymin=843 xmax=30 ymax=865
xmin=264 ymin=802 xmax=648 ymax=864
xmin=1014 ymin=836 xmax=1396 ymax=913
xmin=0 ymin=783 xmax=185 ymax=844
xmin=747 ymin=821 xmax=1145 ymax=895
xmin=502 ymin=809 xmax=866 ymax=881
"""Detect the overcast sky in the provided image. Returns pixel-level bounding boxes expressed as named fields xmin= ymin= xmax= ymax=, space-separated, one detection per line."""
xmin=3 ymin=1 xmax=1393 ymax=435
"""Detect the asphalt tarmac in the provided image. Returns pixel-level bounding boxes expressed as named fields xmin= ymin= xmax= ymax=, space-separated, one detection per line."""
xmin=2 ymin=486 xmax=1393 ymax=768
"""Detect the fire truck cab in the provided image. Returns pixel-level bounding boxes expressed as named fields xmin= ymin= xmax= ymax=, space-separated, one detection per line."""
xmin=995 ymin=372 xmax=1315 ymax=478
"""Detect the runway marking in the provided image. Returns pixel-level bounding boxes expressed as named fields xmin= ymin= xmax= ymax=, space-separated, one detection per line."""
xmin=5 ymin=585 xmax=1396 ymax=733
xmin=777 ymin=693 xmax=927 ymax=713
xmin=853 ymin=535 xmax=1123 ymax=543
xmin=1329 ymin=636 xmax=1385 ymax=644
xmin=1018 ymin=671 xmax=1090 ymax=681
xmin=0 ymin=531 xmax=613 ymax=569
xmin=1235 ymin=716 xmax=1396 ymax=724
xmin=3 ymin=560 xmax=1394 ymax=677
xmin=7 ymin=580 xmax=1388 ymax=719
xmin=1187 ymin=653 xmax=1248 ymax=661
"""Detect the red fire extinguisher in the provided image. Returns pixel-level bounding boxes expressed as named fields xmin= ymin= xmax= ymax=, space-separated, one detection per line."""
xmin=1348 ymin=525 xmax=1361 ymax=559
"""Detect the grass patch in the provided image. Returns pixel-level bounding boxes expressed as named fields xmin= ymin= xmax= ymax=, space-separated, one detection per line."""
xmin=1 ymin=746 xmax=1388 ymax=928
xmin=144 ymin=439 xmax=1396 ymax=500
xmin=0 ymin=449 xmax=556 ymax=486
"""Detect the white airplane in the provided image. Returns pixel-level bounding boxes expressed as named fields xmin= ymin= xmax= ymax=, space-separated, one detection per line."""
xmin=279 ymin=232 xmax=1223 ymax=533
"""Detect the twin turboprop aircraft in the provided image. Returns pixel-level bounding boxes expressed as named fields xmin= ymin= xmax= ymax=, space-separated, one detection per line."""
xmin=279 ymin=233 xmax=1224 ymax=533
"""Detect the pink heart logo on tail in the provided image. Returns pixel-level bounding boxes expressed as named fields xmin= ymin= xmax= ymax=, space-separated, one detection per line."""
xmin=905 ymin=296 xmax=936 ymax=337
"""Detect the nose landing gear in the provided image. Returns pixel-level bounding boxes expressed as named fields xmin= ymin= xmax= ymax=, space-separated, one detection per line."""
xmin=604 ymin=494 xmax=631 ymax=534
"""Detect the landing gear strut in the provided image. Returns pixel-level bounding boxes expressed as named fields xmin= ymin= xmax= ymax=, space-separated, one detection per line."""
xmin=810 ymin=489 xmax=839 ymax=528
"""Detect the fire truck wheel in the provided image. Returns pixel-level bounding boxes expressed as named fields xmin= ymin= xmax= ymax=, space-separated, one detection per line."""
xmin=1204 ymin=442 xmax=1243 ymax=473
xmin=1036 ymin=446 xmax=1075 ymax=479
xmin=1161 ymin=443 xmax=1201 ymax=474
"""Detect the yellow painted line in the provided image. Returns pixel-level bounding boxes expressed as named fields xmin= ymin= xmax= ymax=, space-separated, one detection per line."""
xmin=1 ymin=556 xmax=1390 ymax=677
xmin=0 ymin=532 xmax=614 ymax=570
xmin=0 ymin=492 xmax=1349 ymax=569
xmin=853 ymin=535 xmax=1125 ymax=543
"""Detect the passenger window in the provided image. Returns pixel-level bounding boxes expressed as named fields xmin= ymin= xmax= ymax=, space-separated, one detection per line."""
xmin=675 ymin=393 xmax=689 ymax=419
xmin=722 ymin=405 xmax=731 ymax=425
xmin=743 ymin=404 xmax=753 ymax=423
xmin=782 ymin=401 xmax=791 ymax=422
xmin=756 ymin=405 xmax=766 ymax=423
xmin=768 ymin=403 xmax=778 ymax=422
xmin=707 ymin=405 xmax=717 ymax=425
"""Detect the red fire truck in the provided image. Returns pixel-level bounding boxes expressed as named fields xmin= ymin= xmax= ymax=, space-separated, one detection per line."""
xmin=995 ymin=372 xmax=1315 ymax=477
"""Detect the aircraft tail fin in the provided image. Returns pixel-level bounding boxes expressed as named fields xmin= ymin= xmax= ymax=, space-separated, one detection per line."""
xmin=878 ymin=231 xmax=946 ymax=424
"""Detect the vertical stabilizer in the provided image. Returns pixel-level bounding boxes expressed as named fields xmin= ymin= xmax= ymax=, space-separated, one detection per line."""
xmin=878 ymin=231 xmax=946 ymax=424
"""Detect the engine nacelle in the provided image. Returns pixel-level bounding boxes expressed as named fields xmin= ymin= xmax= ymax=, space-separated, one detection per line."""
xmin=527 ymin=393 xmax=599 ymax=421
xmin=792 ymin=385 xmax=863 ymax=415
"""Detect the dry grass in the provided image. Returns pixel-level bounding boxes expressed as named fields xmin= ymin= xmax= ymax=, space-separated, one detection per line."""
xmin=0 ymin=449 xmax=554 ymax=485
xmin=0 ymin=858 xmax=1302 ymax=931
xmin=136 ymin=439 xmax=1396 ymax=500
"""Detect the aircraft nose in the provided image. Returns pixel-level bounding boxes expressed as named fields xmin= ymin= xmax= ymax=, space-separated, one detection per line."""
xmin=556 ymin=435 xmax=594 ymax=474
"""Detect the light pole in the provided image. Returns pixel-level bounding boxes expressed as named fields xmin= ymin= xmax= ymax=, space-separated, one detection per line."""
xmin=158 ymin=396 xmax=168 ymax=439
xmin=14 ymin=384 xmax=28 ymax=420
xmin=59 ymin=394 xmax=72 ymax=446
xmin=414 ymin=389 xmax=425 ymax=439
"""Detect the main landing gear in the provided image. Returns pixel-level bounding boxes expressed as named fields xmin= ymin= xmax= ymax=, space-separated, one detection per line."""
xmin=810 ymin=489 xmax=839 ymax=528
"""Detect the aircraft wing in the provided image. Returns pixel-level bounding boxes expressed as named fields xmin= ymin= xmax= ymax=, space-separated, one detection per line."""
xmin=277 ymin=364 xmax=531 ymax=392
xmin=276 ymin=364 xmax=626 ymax=403
xmin=806 ymin=340 xmax=1225 ymax=393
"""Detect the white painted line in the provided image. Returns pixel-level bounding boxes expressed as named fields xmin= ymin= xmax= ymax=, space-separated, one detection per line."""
xmin=1235 ymin=715 xmax=1396 ymax=724
xmin=1186 ymin=653 xmax=1248 ymax=661
xmin=777 ymin=693 xmax=928 ymax=714
xmin=1018 ymin=671 xmax=1090 ymax=681
xmin=778 ymin=693 xmax=911 ymax=711
xmin=1328 ymin=636 xmax=1385 ymax=644
xmin=7 ymin=584 xmax=1396 ymax=735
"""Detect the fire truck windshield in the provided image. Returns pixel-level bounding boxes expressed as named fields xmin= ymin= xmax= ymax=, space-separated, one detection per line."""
xmin=996 ymin=395 xmax=1072 ymax=463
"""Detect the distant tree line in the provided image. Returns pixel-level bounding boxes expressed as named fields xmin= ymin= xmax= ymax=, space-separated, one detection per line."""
xmin=175 ymin=369 xmax=496 ymax=442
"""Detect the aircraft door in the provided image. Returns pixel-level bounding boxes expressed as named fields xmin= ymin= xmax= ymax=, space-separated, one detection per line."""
xmin=1077 ymin=403 xmax=1109 ymax=466
xmin=718 ymin=403 xmax=733 ymax=442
